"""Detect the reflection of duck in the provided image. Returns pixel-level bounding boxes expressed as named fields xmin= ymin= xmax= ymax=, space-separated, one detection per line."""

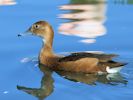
xmin=17 ymin=64 xmax=54 ymax=100
xmin=19 ymin=21 xmax=126 ymax=74
xmin=56 ymin=71 xmax=127 ymax=85
xmin=17 ymin=64 xmax=127 ymax=100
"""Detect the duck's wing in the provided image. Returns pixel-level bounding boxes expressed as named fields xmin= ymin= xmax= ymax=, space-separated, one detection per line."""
xmin=58 ymin=52 xmax=118 ymax=62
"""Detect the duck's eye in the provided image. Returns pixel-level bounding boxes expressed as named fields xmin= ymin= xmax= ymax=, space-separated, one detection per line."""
xmin=34 ymin=25 xmax=40 ymax=29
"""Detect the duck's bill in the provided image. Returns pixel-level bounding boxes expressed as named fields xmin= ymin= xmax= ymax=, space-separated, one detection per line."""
xmin=18 ymin=32 xmax=32 ymax=37
xmin=18 ymin=28 xmax=32 ymax=37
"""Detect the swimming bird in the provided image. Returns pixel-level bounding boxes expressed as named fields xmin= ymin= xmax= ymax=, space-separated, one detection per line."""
xmin=19 ymin=21 xmax=126 ymax=74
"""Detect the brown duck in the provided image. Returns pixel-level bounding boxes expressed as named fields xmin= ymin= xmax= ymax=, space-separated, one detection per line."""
xmin=19 ymin=20 xmax=126 ymax=74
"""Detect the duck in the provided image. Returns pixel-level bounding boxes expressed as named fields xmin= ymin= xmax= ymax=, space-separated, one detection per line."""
xmin=19 ymin=20 xmax=127 ymax=74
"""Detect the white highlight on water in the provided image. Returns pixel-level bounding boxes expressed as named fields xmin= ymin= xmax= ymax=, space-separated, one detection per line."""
xmin=3 ymin=91 xmax=9 ymax=94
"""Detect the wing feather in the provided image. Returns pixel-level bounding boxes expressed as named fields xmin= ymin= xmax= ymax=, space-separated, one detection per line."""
xmin=58 ymin=52 xmax=118 ymax=62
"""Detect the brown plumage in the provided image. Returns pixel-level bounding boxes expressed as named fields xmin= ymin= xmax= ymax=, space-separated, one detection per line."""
xmin=20 ymin=20 xmax=127 ymax=74
xmin=59 ymin=52 xmax=118 ymax=62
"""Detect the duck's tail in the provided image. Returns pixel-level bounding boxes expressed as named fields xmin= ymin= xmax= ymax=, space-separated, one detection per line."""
xmin=105 ymin=61 xmax=127 ymax=74
xmin=106 ymin=66 xmax=123 ymax=73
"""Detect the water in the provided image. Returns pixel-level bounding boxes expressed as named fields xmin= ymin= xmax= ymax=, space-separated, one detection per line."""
xmin=0 ymin=0 xmax=133 ymax=100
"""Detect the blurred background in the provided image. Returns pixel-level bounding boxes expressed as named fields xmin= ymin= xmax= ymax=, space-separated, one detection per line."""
xmin=0 ymin=0 xmax=133 ymax=100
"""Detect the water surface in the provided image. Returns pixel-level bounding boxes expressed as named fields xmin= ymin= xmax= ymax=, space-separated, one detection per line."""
xmin=0 ymin=0 xmax=133 ymax=100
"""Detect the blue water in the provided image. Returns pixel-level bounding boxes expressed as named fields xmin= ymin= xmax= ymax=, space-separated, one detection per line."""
xmin=0 ymin=0 xmax=133 ymax=100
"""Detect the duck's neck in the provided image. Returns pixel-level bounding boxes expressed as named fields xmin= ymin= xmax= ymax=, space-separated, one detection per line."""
xmin=41 ymin=36 xmax=54 ymax=57
xmin=39 ymin=26 xmax=55 ymax=65
xmin=40 ymin=28 xmax=54 ymax=58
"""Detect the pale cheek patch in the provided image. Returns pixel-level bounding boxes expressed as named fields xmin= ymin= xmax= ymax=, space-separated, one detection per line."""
xmin=43 ymin=39 xmax=46 ymax=43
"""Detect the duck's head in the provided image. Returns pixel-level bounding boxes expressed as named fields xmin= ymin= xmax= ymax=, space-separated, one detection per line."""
xmin=19 ymin=21 xmax=54 ymax=40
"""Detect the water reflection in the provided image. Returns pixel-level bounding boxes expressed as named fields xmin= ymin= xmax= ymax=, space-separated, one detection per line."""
xmin=114 ymin=0 xmax=133 ymax=4
xmin=58 ymin=0 xmax=106 ymax=44
xmin=17 ymin=65 xmax=54 ymax=100
xmin=0 ymin=0 xmax=16 ymax=5
xmin=17 ymin=64 xmax=127 ymax=100
xmin=57 ymin=71 xmax=127 ymax=85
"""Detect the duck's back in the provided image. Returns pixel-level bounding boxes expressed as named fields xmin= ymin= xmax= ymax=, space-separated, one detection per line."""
xmin=55 ymin=52 xmax=126 ymax=73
